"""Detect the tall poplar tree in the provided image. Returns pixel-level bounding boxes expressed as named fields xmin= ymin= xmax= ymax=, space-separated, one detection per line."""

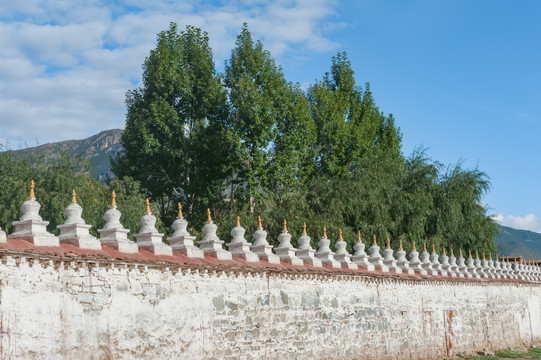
xmin=269 ymin=85 xmax=317 ymax=201
xmin=225 ymin=24 xmax=289 ymax=212
xmin=114 ymin=23 xmax=229 ymax=221
xmin=308 ymin=53 xmax=402 ymax=177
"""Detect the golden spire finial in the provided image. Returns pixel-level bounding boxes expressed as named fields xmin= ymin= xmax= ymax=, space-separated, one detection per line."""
xmin=357 ymin=230 xmax=362 ymax=243
xmin=468 ymin=249 xmax=472 ymax=258
xmin=323 ymin=226 xmax=327 ymax=238
xmin=236 ymin=216 xmax=241 ymax=227
xmin=177 ymin=202 xmax=183 ymax=219
xmin=257 ymin=215 xmax=263 ymax=230
xmin=145 ymin=198 xmax=151 ymax=214
xmin=482 ymin=252 xmax=486 ymax=260
xmin=460 ymin=249 xmax=463 ymax=257
xmin=496 ymin=254 xmax=499 ymax=262
xmin=339 ymin=229 xmax=343 ymax=241
xmin=475 ymin=251 xmax=479 ymax=259
xmin=489 ymin=253 xmax=492 ymax=261
xmin=302 ymin=222 xmax=307 ymax=236
xmin=71 ymin=189 xmax=77 ymax=204
xmin=372 ymin=234 xmax=377 ymax=246
xmin=282 ymin=219 xmax=287 ymax=232
xmin=423 ymin=242 xmax=427 ymax=252
xmin=28 ymin=180 xmax=35 ymax=199
xmin=207 ymin=208 xmax=212 ymax=223
xmin=451 ymin=248 xmax=454 ymax=257
xmin=386 ymin=238 xmax=390 ymax=249
xmin=412 ymin=241 xmax=416 ymax=251
xmin=432 ymin=244 xmax=435 ymax=253
xmin=443 ymin=247 xmax=446 ymax=256
xmin=111 ymin=191 xmax=117 ymax=207
xmin=399 ymin=239 xmax=403 ymax=250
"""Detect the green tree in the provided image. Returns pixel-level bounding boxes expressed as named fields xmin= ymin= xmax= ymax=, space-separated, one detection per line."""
xmin=114 ymin=23 xmax=230 ymax=224
xmin=0 ymin=148 xmax=34 ymax=234
xmin=224 ymin=24 xmax=290 ymax=213
xmin=307 ymin=53 xmax=402 ymax=177
xmin=268 ymin=85 xmax=317 ymax=202
xmin=428 ymin=162 xmax=497 ymax=254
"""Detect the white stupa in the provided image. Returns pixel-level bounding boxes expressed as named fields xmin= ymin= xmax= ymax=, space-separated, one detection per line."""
xmin=352 ymin=232 xmax=374 ymax=270
xmin=333 ymin=229 xmax=358 ymax=270
xmin=198 ymin=209 xmax=232 ymax=260
xmin=368 ymin=235 xmax=389 ymax=272
xmin=251 ymin=216 xmax=280 ymax=264
xmin=97 ymin=191 xmax=138 ymax=253
xmin=407 ymin=241 xmax=426 ymax=275
xmin=226 ymin=216 xmax=259 ymax=262
xmin=295 ymin=223 xmax=323 ymax=267
xmin=57 ymin=190 xmax=101 ymax=250
xmin=315 ymin=226 xmax=341 ymax=268
xmin=8 ymin=180 xmax=59 ymax=246
xmin=135 ymin=199 xmax=172 ymax=256
xmin=167 ymin=203 xmax=204 ymax=258
xmin=275 ymin=220 xmax=303 ymax=266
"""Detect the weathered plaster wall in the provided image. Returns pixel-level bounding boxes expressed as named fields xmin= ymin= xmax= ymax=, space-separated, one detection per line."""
xmin=0 ymin=254 xmax=540 ymax=359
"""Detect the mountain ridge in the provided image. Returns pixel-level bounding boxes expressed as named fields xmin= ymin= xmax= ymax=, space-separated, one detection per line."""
xmin=495 ymin=224 xmax=541 ymax=258
xmin=16 ymin=129 xmax=124 ymax=181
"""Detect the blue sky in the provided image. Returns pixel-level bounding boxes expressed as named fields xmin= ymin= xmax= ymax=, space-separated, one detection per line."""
xmin=0 ymin=0 xmax=540 ymax=232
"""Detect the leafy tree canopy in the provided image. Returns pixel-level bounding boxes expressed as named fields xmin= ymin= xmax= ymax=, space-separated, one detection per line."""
xmin=110 ymin=22 xmax=497 ymax=254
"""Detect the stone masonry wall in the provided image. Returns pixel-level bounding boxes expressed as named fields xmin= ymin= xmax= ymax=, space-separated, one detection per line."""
xmin=0 ymin=253 xmax=540 ymax=359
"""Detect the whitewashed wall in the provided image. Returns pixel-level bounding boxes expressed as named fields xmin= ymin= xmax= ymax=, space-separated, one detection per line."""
xmin=0 ymin=254 xmax=539 ymax=359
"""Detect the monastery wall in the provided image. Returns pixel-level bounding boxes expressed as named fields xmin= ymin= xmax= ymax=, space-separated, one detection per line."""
xmin=0 ymin=252 xmax=539 ymax=359
xmin=0 ymin=183 xmax=539 ymax=359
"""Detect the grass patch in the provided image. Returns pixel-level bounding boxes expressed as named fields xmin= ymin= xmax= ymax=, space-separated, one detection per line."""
xmin=463 ymin=347 xmax=541 ymax=359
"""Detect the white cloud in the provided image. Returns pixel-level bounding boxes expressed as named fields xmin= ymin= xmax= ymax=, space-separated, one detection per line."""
xmin=492 ymin=213 xmax=541 ymax=234
xmin=0 ymin=0 xmax=340 ymax=146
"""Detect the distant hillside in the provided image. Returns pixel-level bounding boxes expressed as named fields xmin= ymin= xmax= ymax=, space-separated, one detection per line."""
xmin=17 ymin=129 xmax=124 ymax=182
xmin=495 ymin=224 xmax=541 ymax=258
